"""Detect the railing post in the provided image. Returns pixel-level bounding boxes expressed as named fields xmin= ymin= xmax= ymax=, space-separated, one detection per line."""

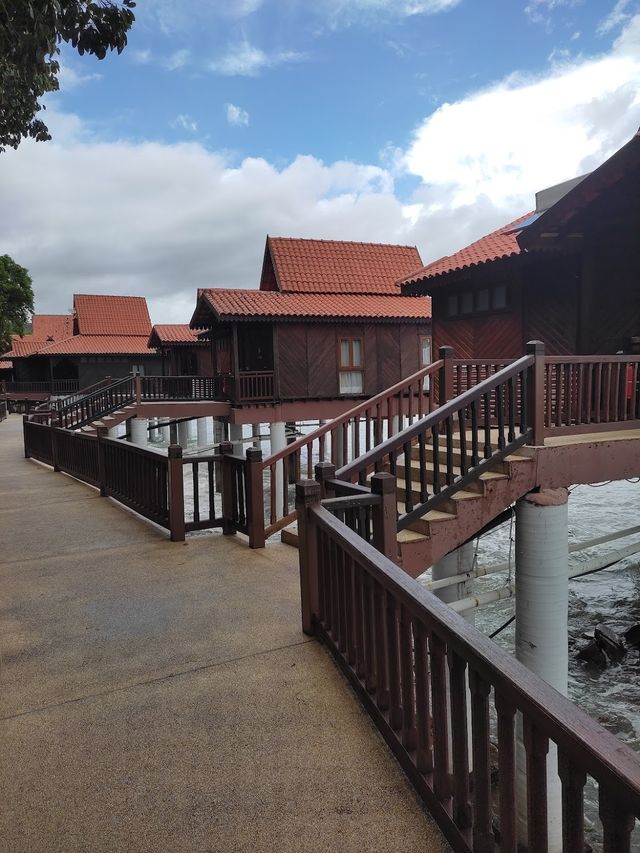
xmin=22 ymin=414 xmax=29 ymax=458
xmin=245 ymin=447 xmax=266 ymax=549
xmin=438 ymin=345 xmax=454 ymax=405
xmin=296 ymin=479 xmax=321 ymax=636
xmin=220 ymin=440 xmax=236 ymax=535
xmin=167 ymin=444 xmax=186 ymax=542
xmin=51 ymin=425 xmax=60 ymax=472
xmin=526 ymin=340 xmax=545 ymax=445
xmin=371 ymin=472 xmax=398 ymax=563
xmin=134 ymin=373 xmax=142 ymax=404
xmin=315 ymin=460 xmax=336 ymax=499
xmin=96 ymin=427 xmax=108 ymax=496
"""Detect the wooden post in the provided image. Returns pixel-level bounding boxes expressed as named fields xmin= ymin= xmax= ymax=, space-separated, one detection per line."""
xmin=371 ymin=472 xmax=398 ymax=562
xmin=167 ymin=444 xmax=185 ymax=542
xmin=315 ymin=460 xmax=336 ymax=499
xmin=245 ymin=447 xmax=266 ymax=549
xmin=438 ymin=345 xmax=454 ymax=406
xmin=296 ymin=479 xmax=321 ymax=635
xmin=526 ymin=340 xmax=545 ymax=446
xmin=22 ymin=414 xmax=29 ymax=458
xmin=96 ymin=426 xmax=108 ymax=496
xmin=51 ymin=425 xmax=60 ymax=472
xmin=220 ymin=440 xmax=236 ymax=535
xmin=134 ymin=373 xmax=142 ymax=404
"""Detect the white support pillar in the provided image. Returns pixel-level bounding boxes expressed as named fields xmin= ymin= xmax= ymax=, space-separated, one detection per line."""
xmin=177 ymin=420 xmax=190 ymax=450
xmin=159 ymin=418 xmax=170 ymax=444
xmin=108 ymin=425 xmax=120 ymax=440
xmin=229 ymin=423 xmax=244 ymax=456
xmin=197 ymin=417 xmax=208 ymax=449
xmin=431 ymin=542 xmax=475 ymax=625
xmin=251 ymin=423 xmax=261 ymax=449
xmin=515 ymin=488 xmax=569 ymax=853
xmin=188 ymin=419 xmax=196 ymax=442
xmin=212 ymin=419 xmax=225 ymax=447
xmin=270 ymin=421 xmax=286 ymax=514
xmin=130 ymin=416 xmax=148 ymax=447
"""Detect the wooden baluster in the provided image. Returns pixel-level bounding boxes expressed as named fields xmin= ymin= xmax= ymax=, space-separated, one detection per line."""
xmin=343 ymin=553 xmax=356 ymax=666
xmin=319 ymin=432 xmax=326 ymax=464
xmin=496 ymin=384 xmax=506 ymax=450
xmin=595 ymin=362 xmax=602 ymax=423
xmin=557 ymin=751 xmax=585 ymax=853
xmin=631 ymin=363 xmax=639 ymax=421
xmin=519 ymin=368 xmax=528 ymax=435
xmin=365 ymin=410 xmax=372 ymax=451
xmin=342 ymin=421 xmax=348 ymax=467
xmin=385 ymin=592 xmax=402 ymax=731
xmin=353 ymin=562 xmax=366 ymax=679
xmin=458 ymin=408 xmax=467 ymax=476
xmin=362 ymin=574 xmax=376 ymax=693
xmin=431 ymin=426 xmax=441 ymax=494
xmin=507 ymin=376 xmax=516 ymax=442
xmin=469 ymin=671 xmax=494 ymax=852
xmin=483 ymin=392 xmax=491 ymax=459
xmin=413 ymin=621 xmax=433 ymax=774
xmin=599 ymin=789 xmax=636 ymax=853
xmin=470 ymin=399 xmax=479 ymax=467
xmin=418 ymin=431 xmax=428 ymax=503
xmin=403 ymin=440 xmax=413 ymax=513
xmin=449 ymin=651 xmax=472 ymax=829
xmin=373 ymin=581 xmax=388 ymax=711
xmin=430 ymin=631 xmax=451 ymax=802
xmin=554 ymin=364 xmax=563 ymax=428
xmin=317 ymin=528 xmax=327 ymax=626
xmin=604 ymin=362 xmax=612 ymax=422
xmin=353 ymin=415 xmax=360 ymax=458
xmin=399 ymin=607 xmax=416 ymax=750
xmin=192 ymin=460 xmax=199 ymax=524
xmin=446 ymin=415 xmax=454 ymax=486
xmin=337 ymin=545 xmax=347 ymax=655
xmin=495 ymin=692 xmax=517 ymax=852
xmin=523 ymin=717 xmax=549 ymax=853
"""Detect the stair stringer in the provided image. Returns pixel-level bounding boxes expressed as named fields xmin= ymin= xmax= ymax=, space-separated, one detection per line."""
xmin=79 ymin=405 xmax=138 ymax=435
xmin=398 ymin=458 xmax=537 ymax=579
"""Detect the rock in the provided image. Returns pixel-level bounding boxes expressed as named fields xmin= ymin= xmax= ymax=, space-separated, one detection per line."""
xmin=576 ymin=638 xmax=607 ymax=666
xmin=624 ymin=624 xmax=640 ymax=649
xmin=594 ymin=624 xmax=626 ymax=663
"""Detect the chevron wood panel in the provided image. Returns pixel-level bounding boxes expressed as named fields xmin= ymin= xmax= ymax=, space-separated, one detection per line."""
xmin=307 ymin=324 xmax=337 ymax=397
xmin=474 ymin=314 xmax=522 ymax=358
xmin=525 ymin=259 xmax=578 ymax=355
xmin=589 ymin=243 xmax=639 ymax=353
xmin=364 ymin=325 xmax=378 ymax=396
xmin=400 ymin=327 xmax=421 ymax=379
xmin=434 ymin=317 xmax=474 ymax=357
xmin=278 ymin=324 xmax=309 ymax=398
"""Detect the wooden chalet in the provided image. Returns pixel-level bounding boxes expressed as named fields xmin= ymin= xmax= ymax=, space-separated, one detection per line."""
xmin=401 ymin=129 xmax=640 ymax=358
xmin=190 ymin=237 xmax=432 ymax=416
xmin=147 ymin=324 xmax=212 ymax=376
xmin=2 ymin=295 xmax=162 ymax=400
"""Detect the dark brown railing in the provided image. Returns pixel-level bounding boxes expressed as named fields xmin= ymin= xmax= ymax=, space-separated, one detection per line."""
xmin=237 ymin=370 xmax=274 ymax=402
xmin=544 ymin=356 xmax=640 ymax=435
xmin=1 ymin=379 xmax=80 ymax=396
xmin=260 ymin=360 xmax=444 ymax=540
xmin=140 ymin=375 xmax=228 ymax=402
xmin=0 ymin=399 xmax=7 ymax=422
xmin=296 ymin=480 xmax=640 ymax=852
xmin=452 ymin=358 xmax=514 ymax=395
xmin=222 ymin=447 xmax=265 ymax=546
xmin=337 ymin=350 xmax=537 ymax=530
xmin=57 ymin=376 xmax=135 ymax=429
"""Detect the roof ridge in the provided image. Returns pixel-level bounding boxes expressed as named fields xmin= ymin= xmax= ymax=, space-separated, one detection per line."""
xmin=269 ymin=236 xmax=419 ymax=250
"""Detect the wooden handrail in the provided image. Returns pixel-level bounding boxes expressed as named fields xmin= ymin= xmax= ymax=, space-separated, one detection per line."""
xmin=338 ymin=354 xmax=533 ymax=481
xmin=263 ymin=359 xmax=444 ymax=468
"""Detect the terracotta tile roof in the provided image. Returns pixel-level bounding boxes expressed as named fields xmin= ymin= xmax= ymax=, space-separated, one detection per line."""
xmin=198 ymin=288 xmax=430 ymax=322
xmin=2 ymin=336 xmax=44 ymax=357
xmin=0 ymin=360 xmax=13 ymax=369
xmin=266 ymin=237 xmax=423 ymax=295
xmin=31 ymin=314 xmax=73 ymax=340
xmin=148 ymin=325 xmax=201 ymax=346
xmin=401 ymin=212 xmax=534 ymax=286
xmin=36 ymin=336 xmax=157 ymax=356
xmin=74 ymin=294 xmax=152 ymax=336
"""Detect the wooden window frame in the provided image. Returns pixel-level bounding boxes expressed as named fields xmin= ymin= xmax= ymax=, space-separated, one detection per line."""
xmin=445 ymin=284 xmax=510 ymax=320
xmin=337 ymin=335 xmax=364 ymax=395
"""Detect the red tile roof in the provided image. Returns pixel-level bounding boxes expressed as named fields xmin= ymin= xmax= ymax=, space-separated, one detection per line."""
xmin=0 ymin=360 xmax=13 ymax=369
xmin=74 ymin=294 xmax=152 ymax=336
xmin=197 ymin=288 xmax=430 ymax=322
xmin=401 ymin=212 xmax=534 ymax=286
xmin=36 ymin=335 xmax=157 ymax=356
xmin=148 ymin=324 xmax=201 ymax=346
xmin=3 ymin=336 xmax=44 ymax=357
xmin=31 ymin=314 xmax=73 ymax=340
xmin=266 ymin=237 xmax=422 ymax=295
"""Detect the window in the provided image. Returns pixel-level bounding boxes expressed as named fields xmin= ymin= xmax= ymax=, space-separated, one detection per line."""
xmin=476 ymin=289 xmax=490 ymax=312
xmin=420 ymin=336 xmax=432 ymax=392
xmin=131 ymin=364 xmax=145 ymax=376
xmin=445 ymin=284 xmax=508 ymax=320
xmin=338 ymin=337 xmax=364 ymax=395
xmin=493 ymin=284 xmax=507 ymax=310
xmin=447 ymin=294 xmax=459 ymax=317
xmin=461 ymin=292 xmax=474 ymax=315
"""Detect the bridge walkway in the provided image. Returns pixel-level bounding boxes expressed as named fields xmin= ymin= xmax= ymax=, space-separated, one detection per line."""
xmin=0 ymin=415 xmax=448 ymax=853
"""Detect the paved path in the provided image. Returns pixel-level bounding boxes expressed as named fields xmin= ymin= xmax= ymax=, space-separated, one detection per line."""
xmin=0 ymin=415 xmax=447 ymax=853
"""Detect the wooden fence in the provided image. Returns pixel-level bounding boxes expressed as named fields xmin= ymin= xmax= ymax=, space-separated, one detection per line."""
xmin=296 ymin=480 xmax=640 ymax=852
xmin=0 ymin=399 xmax=7 ymax=422
xmin=21 ymin=419 xmax=257 ymax=542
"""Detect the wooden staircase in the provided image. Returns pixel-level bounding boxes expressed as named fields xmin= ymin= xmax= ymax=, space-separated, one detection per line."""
xmin=79 ymin=405 xmax=138 ymax=434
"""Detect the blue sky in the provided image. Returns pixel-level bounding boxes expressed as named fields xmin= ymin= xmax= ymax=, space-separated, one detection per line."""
xmin=1 ymin=0 xmax=639 ymax=323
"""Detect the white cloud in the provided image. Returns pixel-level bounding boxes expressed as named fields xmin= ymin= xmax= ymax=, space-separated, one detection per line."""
xmin=131 ymin=48 xmax=152 ymax=64
xmin=164 ymin=48 xmax=190 ymax=71
xmin=57 ymin=62 xmax=102 ymax=91
xmin=172 ymin=114 xmax=198 ymax=132
xmin=524 ymin=0 xmax=580 ymax=26
xmin=225 ymin=104 xmax=250 ymax=127
xmin=209 ymin=41 xmax=304 ymax=76
xmin=598 ymin=0 xmax=634 ymax=34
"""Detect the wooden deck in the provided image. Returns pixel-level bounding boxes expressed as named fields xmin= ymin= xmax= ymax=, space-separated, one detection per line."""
xmin=0 ymin=415 xmax=448 ymax=853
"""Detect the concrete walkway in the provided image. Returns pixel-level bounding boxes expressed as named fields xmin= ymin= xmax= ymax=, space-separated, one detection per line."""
xmin=0 ymin=415 xmax=448 ymax=853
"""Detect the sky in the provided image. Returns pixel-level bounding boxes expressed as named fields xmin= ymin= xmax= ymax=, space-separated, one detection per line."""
xmin=1 ymin=0 xmax=639 ymax=325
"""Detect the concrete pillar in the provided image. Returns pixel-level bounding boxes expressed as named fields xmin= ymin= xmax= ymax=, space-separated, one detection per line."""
xmin=431 ymin=542 xmax=475 ymax=626
xmin=159 ymin=418 xmax=170 ymax=444
xmin=212 ymin=419 xmax=225 ymax=447
xmin=251 ymin=423 xmax=261 ymax=449
xmin=177 ymin=420 xmax=189 ymax=450
xmin=130 ymin=416 xmax=148 ymax=447
xmin=229 ymin=423 xmax=243 ymax=456
xmin=197 ymin=417 xmax=208 ymax=449
xmin=108 ymin=426 xmax=119 ymax=440
xmin=515 ymin=488 xmax=569 ymax=852
xmin=188 ymin=419 xmax=196 ymax=442
xmin=270 ymin=421 xmax=286 ymax=514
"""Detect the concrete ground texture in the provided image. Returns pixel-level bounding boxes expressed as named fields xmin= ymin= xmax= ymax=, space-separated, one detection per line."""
xmin=0 ymin=415 xmax=448 ymax=853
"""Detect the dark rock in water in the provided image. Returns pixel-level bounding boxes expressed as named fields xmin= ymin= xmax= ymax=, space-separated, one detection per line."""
xmin=594 ymin=624 xmax=626 ymax=663
xmin=576 ymin=638 xmax=607 ymax=666
xmin=624 ymin=624 xmax=640 ymax=649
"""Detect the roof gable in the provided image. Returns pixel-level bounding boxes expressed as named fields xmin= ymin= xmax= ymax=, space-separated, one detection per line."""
xmin=148 ymin=325 xmax=202 ymax=347
xmin=74 ymin=294 xmax=152 ymax=336
xmin=263 ymin=237 xmax=423 ymax=295
xmin=31 ymin=314 xmax=74 ymax=341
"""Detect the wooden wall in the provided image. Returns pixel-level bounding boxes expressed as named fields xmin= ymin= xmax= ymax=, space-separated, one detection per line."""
xmin=276 ymin=322 xmax=430 ymax=400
